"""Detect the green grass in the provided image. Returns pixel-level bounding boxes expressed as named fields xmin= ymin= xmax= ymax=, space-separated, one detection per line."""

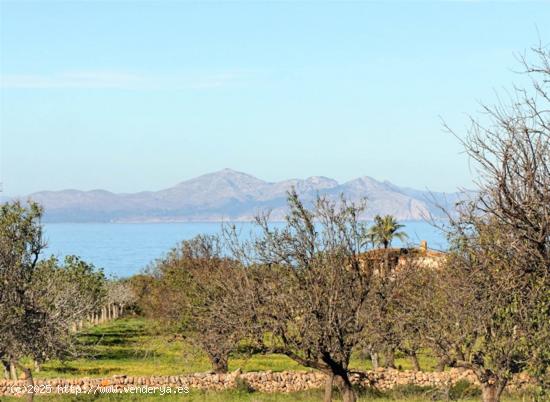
xmin=6 ymin=318 xmax=533 ymax=401
xmin=350 ymin=349 xmax=439 ymax=372
xmin=29 ymin=318 xmax=438 ymax=380
xmin=9 ymin=320 xmax=531 ymax=401
xmin=31 ymin=318 xmax=306 ymax=379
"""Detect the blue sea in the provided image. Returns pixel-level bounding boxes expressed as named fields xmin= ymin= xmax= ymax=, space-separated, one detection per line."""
xmin=42 ymin=221 xmax=447 ymax=277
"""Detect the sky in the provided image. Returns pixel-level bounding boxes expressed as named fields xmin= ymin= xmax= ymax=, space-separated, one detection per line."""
xmin=1 ymin=1 xmax=549 ymax=196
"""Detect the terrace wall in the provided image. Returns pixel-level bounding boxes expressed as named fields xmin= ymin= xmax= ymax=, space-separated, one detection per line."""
xmin=0 ymin=368 xmax=535 ymax=397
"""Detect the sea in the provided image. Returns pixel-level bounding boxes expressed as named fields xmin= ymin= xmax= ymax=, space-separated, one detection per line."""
xmin=42 ymin=221 xmax=448 ymax=277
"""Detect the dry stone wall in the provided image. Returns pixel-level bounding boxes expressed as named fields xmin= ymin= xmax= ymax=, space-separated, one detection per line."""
xmin=0 ymin=368 xmax=535 ymax=397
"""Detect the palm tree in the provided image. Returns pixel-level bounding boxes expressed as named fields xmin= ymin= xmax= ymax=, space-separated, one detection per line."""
xmin=365 ymin=215 xmax=408 ymax=249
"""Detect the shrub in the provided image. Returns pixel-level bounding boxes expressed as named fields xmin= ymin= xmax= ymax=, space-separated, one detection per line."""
xmin=449 ymin=379 xmax=481 ymax=400
xmin=234 ymin=376 xmax=255 ymax=394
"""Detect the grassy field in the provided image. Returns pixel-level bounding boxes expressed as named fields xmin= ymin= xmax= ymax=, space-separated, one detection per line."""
xmin=29 ymin=318 xmax=438 ymax=379
xmin=8 ymin=318 xmax=531 ymax=401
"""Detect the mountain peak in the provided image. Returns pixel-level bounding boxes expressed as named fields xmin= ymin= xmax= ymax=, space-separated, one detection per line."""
xmin=174 ymin=168 xmax=266 ymax=187
xmin=303 ymin=176 xmax=339 ymax=189
xmin=216 ymin=168 xmax=263 ymax=181
xmin=219 ymin=167 xmax=246 ymax=175
xmin=205 ymin=168 xmax=263 ymax=180
xmin=345 ymin=175 xmax=382 ymax=187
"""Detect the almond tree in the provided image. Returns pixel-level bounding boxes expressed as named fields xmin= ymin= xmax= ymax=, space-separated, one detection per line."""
xmin=105 ymin=280 xmax=136 ymax=321
xmin=361 ymin=254 xmax=424 ymax=371
xmin=418 ymin=44 xmax=550 ymax=402
xmin=230 ymin=191 xmax=373 ymax=402
xmin=361 ymin=217 xmax=410 ymax=369
xmin=146 ymin=234 xmax=250 ymax=373
xmin=28 ymin=255 xmax=107 ymax=368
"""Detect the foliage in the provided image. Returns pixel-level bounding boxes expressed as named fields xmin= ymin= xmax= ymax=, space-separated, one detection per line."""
xmin=0 ymin=200 xmax=46 ymax=374
xmin=448 ymin=379 xmax=481 ymax=400
xmin=30 ymin=255 xmax=107 ymax=362
xmin=0 ymin=200 xmax=107 ymax=395
xmin=234 ymin=376 xmax=255 ymax=394
xmin=141 ymin=234 xmax=250 ymax=373
xmin=365 ymin=215 xmax=408 ymax=249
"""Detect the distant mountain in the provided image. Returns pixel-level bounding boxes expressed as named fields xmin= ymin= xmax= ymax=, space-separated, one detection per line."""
xmin=10 ymin=169 xmax=465 ymax=222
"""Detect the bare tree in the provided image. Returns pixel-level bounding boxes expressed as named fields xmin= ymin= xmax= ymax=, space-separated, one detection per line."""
xmin=427 ymin=43 xmax=550 ymax=402
xmin=228 ymin=190 xmax=372 ymax=402
xmin=106 ymin=280 xmax=136 ymax=320
xmin=360 ymin=252 xmax=426 ymax=372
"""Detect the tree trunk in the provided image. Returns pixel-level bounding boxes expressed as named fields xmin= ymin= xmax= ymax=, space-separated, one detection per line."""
xmin=409 ymin=352 xmax=421 ymax=371
xmin=209 ymin=353 xmax=228 ymax=374
xmin=333 ymin=372 xmax=356 ymax=402
xmin=323 ymin=372 xmax=334 ymax=402
xmin=18 ymin=364 xmax=34 ymax=402
xmin=481 ymin=379 xmax=507 ymax=402
xmin=370 ymin=352 xmax=379 ymax=370
xmin=383 ymin=350 xmax=396 ymax=369
xmin=435 ymin=357 xmax=447 ymax=372
xmin=9 ymin=361 xmax=18 ymax=380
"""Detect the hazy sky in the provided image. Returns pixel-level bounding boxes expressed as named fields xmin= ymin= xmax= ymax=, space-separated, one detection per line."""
xmin=1 ymin=1 xmax=549 ymax=195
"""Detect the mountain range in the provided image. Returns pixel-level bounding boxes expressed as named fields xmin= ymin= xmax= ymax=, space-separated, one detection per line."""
xmin=9 ymin=169 xmax=464 ymax=222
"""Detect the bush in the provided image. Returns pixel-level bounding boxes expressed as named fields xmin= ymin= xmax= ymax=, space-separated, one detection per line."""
xmin=449 ymin=379 xmax=481 ymax=400
xmin=234 ymin=376 xmax=255 ymax=394
xmin=354 ymin=384 xmax=384 ymax=398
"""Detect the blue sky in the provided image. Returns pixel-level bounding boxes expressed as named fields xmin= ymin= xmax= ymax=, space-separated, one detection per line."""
xmin=1 ymin=1 xmax=549 ymax=195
